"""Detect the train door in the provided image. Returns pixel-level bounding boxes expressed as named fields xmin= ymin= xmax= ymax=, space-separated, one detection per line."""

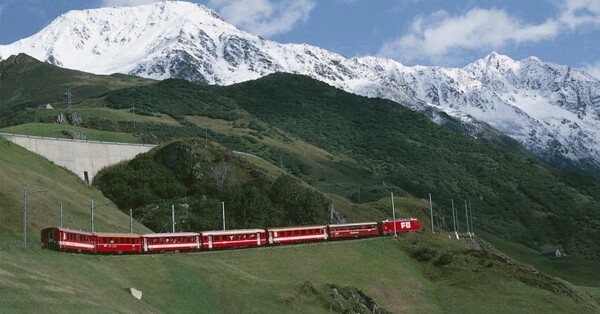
xmin=256 ymin=232 xmax=261 ymax=246
xmin=208 ymin=235 xmax=213 ymax=249
xmin=268 ymin=231 xmax=274 ymax=244
xmin=143 ymin=237 xmax=149 ymax=252
xmin=47 ymin=229 xmax=55 ymax=243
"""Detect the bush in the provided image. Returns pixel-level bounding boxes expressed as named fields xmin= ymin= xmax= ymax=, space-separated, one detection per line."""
xmin=409 ymin=246 xmax=439 ymax=262
xmin=434 ymin=252 xmax=453 ymax=267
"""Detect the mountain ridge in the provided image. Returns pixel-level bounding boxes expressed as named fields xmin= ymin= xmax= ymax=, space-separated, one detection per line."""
xmin=2 ymin=1 xmax=600 ymax=176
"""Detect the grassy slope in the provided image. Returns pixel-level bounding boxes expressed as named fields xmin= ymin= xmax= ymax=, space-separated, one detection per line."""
xmin=1 ymin=236 xmax=597 ymax=314
xmin=0 ymin=54 xmax=152 ymax=110
xmin=1 ymin=122 xmax=143 ymax=143
xmin=0 ymin=130 xmax=597 ymax=313
xmin=0 ymin=138 xmax=151 ymax=245
xmin=479 ymin=230 xmax=600 ymax=303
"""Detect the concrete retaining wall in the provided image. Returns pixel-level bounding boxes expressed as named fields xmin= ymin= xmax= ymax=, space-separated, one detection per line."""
xmin=0 ymin=132 xmax=155 ymax=184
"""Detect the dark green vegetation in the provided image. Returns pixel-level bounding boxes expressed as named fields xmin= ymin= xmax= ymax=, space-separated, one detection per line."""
xmin=94 ymin=139 xmax=329 ymax=231
xmin=3 ymin=55 xmax=600 ymax=260
xmin=0 ymin=53 xmax=151 ymax=128
xmin=94 ymin=74 xmax=600 ymax=260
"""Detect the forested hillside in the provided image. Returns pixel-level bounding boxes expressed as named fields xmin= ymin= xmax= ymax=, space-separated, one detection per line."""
xmin=94 ymin=139 xmax=329 ymax=232
xmin=101 ymin=75 xmax=600 ymax=259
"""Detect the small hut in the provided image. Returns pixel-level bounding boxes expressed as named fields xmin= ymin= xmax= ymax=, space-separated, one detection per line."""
xmin=541 ymin=246 xmax=563 ymax=257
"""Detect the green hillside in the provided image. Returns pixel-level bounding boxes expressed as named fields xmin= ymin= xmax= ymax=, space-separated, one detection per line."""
xmin=98 ymin=75 xmax=600 ymax=260
xmin=0 ymin=54 xmax=152 ymax=128
xmin=0 ymin=138 xmax=151 ymax=246
xmin=1 ymin=122 xmax=142 ymax=143
xmin=93 ymin=139 xmax=330 ymax=232
xmin=0 ymin=113 xmax=598 ymax=313
xmin=1 ymin=233 xmax=598 ymax=313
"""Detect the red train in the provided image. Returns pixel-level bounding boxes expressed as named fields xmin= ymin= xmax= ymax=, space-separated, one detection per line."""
xmin=41 ymin=218 xmax=421 ymax=254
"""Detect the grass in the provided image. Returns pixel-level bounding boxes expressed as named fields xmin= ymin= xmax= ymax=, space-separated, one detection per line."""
xmin=478 ymin=231 xmax=600 ymax=288
xmin=0 ymin=138 xmax=151 ymax=241
xmin=1 ymin=122 xmax=142 ymax=143
xmin=185 ymin=114 xmax=386 ymax=201
xmin=0 ymin=135 xmax=598 ymax=313
xmin=58 ymin=107 xmax=179 ymax=126
xmin=0 ymin=235 xmax=597 ymax=313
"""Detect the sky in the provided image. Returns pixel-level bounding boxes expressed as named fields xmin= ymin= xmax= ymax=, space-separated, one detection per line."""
xmin=0 ymin=0 xmax=599 ymax=77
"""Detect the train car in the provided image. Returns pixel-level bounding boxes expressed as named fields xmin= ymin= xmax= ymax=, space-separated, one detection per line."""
xmin=142 ymin=232 xmax=200 ymax=253
xmin=41 ymin=227 xmax=95 ymax=253
xmin=379 ymin=218 xmax=421 ymax=235
xmin=267 ymin=225 xmax=328 ymax=245
xmin=200 ymin=229 xmax=267 ymax=250
xmin=95 ymin=232 xmax=142 ymax=254
xmin=327 ymin=222 xmax=380 ymax=240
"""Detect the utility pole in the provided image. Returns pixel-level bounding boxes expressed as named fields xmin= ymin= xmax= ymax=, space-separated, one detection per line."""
xmin=465 ymin=200 xmax=471 ymax=237
xmin=65 ymin=89 xmax=72 ymax=111
xmin=469 ymin=199 xmax=474 ymax=235
xmin=132 ymin=104 xmax=136 ymax=129
xmin=23 ymin=187 xmax=47 ymax=247
xmin=391 ymin=192 xmax=397 ymax=236
xmin=171 ymin=205 xmax=175 ymax=233
xmin=22 ymin=188 xmax=27 ymax=247
xmin=222 ymin=202 xmax=226 ymax=230
xmin=451 ymin=199 xmax=459 ymax=239
xmin=429 ymin=193 xmax=434 ymax=234
xmin=91 ymin=200 xmax=94 ymax=233
xmin=129 ymin=208 xmax=133 ymax=234
xmin=60 ymin=203 xmax=63 ymax=228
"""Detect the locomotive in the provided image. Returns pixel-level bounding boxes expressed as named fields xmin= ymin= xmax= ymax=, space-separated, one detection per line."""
xmin=41 ymin=218 xmax=421 ymax=254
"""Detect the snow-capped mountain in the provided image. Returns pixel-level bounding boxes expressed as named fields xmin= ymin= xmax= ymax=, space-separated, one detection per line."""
xmin=2 ymin=1 xmax=600 ymax=174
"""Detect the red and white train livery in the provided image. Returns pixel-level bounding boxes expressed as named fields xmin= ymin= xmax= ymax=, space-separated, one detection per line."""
xmin=41 ymin=218 xmax=421 ymax=254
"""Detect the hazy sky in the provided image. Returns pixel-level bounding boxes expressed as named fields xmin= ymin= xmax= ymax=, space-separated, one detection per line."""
xmin=1 ymin=0 xmax=599 ymax=77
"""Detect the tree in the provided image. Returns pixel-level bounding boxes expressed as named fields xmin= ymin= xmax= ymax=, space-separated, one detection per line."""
xmin=211 ymin=161 xmax=236 ymax=193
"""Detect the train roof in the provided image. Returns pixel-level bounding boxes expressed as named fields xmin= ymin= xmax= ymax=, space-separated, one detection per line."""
xmin=46 ymin=227 xmax=94 ymax=235
xmin=268 ymin=225 xmax=327 ymax=231
xmin=381 ymin=218 xmax=419 ymax=222
xmin=94 ymin=232 xmax=142 ymax=238
xmin=143 ymin=232 xmax=200 ymax=237
xmin=200 ymin=229 xmax=265 ymax=236
xmin=328 ymin=222 xmax=378 ymax=227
